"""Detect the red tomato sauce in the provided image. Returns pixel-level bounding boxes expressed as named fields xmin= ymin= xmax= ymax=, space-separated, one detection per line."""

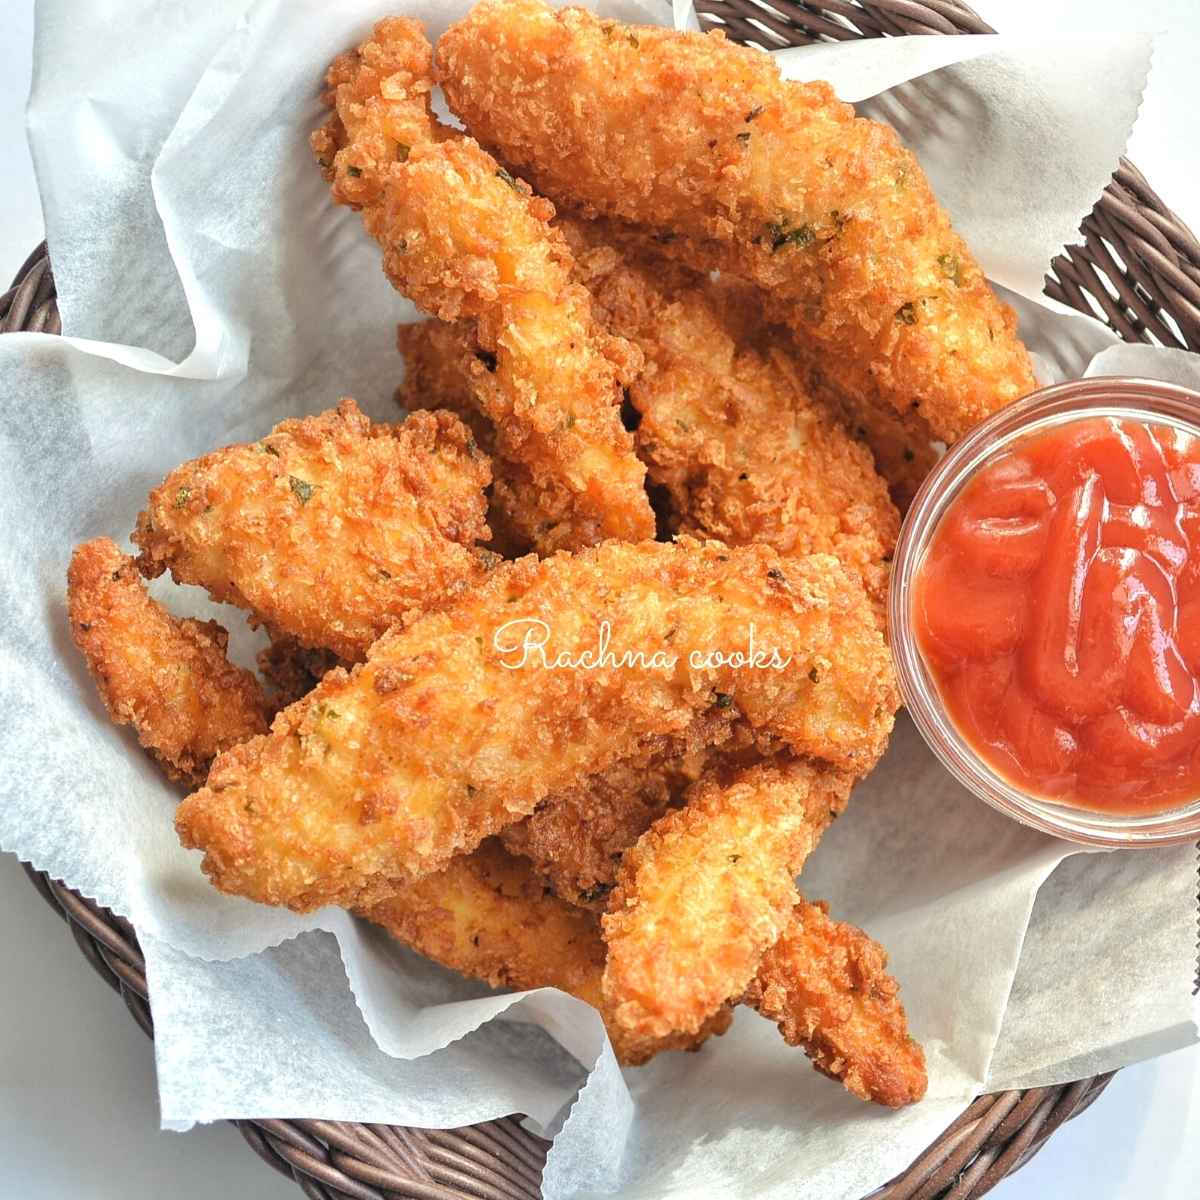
xmin=914 ymin=415 xmax=1200 ymax=814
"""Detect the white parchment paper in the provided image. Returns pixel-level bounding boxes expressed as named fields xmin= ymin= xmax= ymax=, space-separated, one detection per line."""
xmin=0 ymin=2 xmax=1195 ymax=1198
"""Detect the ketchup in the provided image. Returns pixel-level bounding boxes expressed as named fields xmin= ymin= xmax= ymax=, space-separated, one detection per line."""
xmin=914 ymin=415 xmax=1200 ymax=814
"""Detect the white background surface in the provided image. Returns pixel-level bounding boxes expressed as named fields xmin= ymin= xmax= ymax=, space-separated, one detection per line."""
xmin=1 ymin=1 xmax=1197 ymax=1197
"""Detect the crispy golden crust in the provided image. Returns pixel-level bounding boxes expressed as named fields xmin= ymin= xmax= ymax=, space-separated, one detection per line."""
xmin=67 ymin=538 xmax=270 ymax=785
xmin=132 ymin=400 xmax=494 ymax=662
xmin=360 ymin=839 xmax=732 ymax=1065
xmin=601 ymin=759 xmax=851 ymax=1039
xmin=396 ymin=319 xmax=495 ymax=452
xmin=561 ymin=217 xmax=898 ymax=608
xmin=315 ymin=17 xmax=652 ymax=553
xmin=396 ymin=320 xmax=542 ymax=558
xmin=746 ymin=897 xmax=928 ymax=1108
xmin=568 ymin=217 xmax=941 ymax=509
xmin=798 ymin=353 xmax=940 ymax=512
xmin=500 ymin=710 xmax=757 ymax=909
xmin=437 ymin=0 xmax=1036 ymax=446
xmin=175 ymin=538 xmax=896 ymax=912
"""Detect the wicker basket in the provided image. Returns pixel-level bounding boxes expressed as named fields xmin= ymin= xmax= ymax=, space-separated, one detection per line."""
xmin=5 ymin=1 xmax=1199 ymax=1197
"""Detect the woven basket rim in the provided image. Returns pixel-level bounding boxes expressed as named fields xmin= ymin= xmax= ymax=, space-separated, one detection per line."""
xmin=10 ymin=1 xmax=1200 ymax=1196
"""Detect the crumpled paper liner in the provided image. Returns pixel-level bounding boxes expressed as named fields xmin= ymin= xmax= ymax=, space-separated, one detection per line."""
xmin=0 ymin=3 xmax=1193 ymax=1198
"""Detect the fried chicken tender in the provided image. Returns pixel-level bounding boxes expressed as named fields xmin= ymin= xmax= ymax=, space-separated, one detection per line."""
xmin=601 ymin=759 xmax=851 ymax=1040
xmin=560 ymin=218 xmax=898 ymax=607
xmin=745 ymin=897 xmax=928 ymax=1108
xmin=437 ymin=0 xmax=1036 ymax=445
xmin=67 ymin=539 xmax=270 ymax=785
xmin=133 ymin=400 xmax=494 ymax=663
xmin=176 ymin=538 xmax=897 ymax=912
xmin=360 ymin=838 xmax=732 ymax=1065
xmin=314 ymin=17 xmax=653 ymax=554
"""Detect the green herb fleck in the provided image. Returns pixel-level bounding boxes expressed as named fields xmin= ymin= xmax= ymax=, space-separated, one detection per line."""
xmin=261 ymin=442 xmax=280 ymax=457
xmin=396 ymin=143 xmax=410 ymax=162
xmin=937 ymin=253 xmax=963 ymax=286
xmin=714 ymin=692 xmax=733 ymax=709
xmin=767 ymin=221 xmax=816 ymax=252
xmin=745 ymin=105 xmax=763 ymax=122
xmin=903 ymin=449 xmax=915 ymax=462
xmin=895 ymin=302 xmax=917 ymax=326
xmin=289 ymin=476 xmax=317 ymax=505
xmin=174 ymin=487 xmax=191 ymax=509
xmin=346 ymin=165 xmax=362 ymax=178
xmin=627 ymin=31 xmax=639 ymax=48
xmin=496 ymin=167 xmax=521 ymax=191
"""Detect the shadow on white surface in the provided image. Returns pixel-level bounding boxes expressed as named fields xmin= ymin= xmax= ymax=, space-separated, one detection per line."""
xmin=0 ymin=853 xmax=295 ymax=1200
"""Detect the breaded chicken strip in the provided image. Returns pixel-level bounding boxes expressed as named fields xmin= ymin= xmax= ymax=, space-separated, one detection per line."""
xmin=313 ymin=17 xmax=652 ymax=553
xmin=437 ymin=0 xmax=1036 ymax=445
xmin=176 ymin=538 xmax=897 ymax=912
xmin=746 ymin=897 xmax=928 ymax=1108
xmin=363 ymin=841 xmax=921 ymax=1100
xmin=602 ymin=759 xmax=851 ymax=1040
xmin=397 ymin=236 xmax=937 ymax=514
xmin=561 ymin=218 xmax=898 ymax=607
xmin=133 ymin=400 xmax=494 ymax=663
xmin=360 ymin=838 xmax=732 ymax=1066
xmin=67 ymin=538 xmax=270 ymax=785
xmin=566 ymin=217 xmax=941 ymax=508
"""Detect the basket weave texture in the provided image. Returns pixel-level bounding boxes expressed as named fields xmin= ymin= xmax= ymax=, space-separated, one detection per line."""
xmin=6 ymin=1 xmax=1200 ymax=1197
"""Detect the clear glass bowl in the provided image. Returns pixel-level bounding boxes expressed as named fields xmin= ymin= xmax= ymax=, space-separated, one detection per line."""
xmin=889 ymin=376 xmax=1200 ymax=847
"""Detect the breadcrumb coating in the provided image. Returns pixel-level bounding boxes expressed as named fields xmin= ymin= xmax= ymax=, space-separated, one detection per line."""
xmin=133 ymin=400 xmax=494 ymax=662
xmin=314 ymin=17 xmax=652 ymax=553
xmin=500 ymin=709 xmax=754 ymax=908
xmin=561 ymin=217 xmax=898 ymax=607
xmin=396 ymin=319 xmax=547 ymax=558
xmin=360 ymin=839 xmax=732 ymax=1066
xmin=67 ymin=538 xmax=270 ymax=785
xmin=175 ymin=538 xmax=897 ymax=912
xmin=567 ymin=217 xmax=941 ymax=508
xmin=395 ymin=319 xmax=495 ymax=453
xmin=437 ymin=0 xmax=1036 ymax=446
xmin=746 ymin=897 xmax=929 ymax=1108
xmin=257 ymin=635 xmax=344 ymax=711
xmin=602 ymin=759 xmax=851 ymax=1039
